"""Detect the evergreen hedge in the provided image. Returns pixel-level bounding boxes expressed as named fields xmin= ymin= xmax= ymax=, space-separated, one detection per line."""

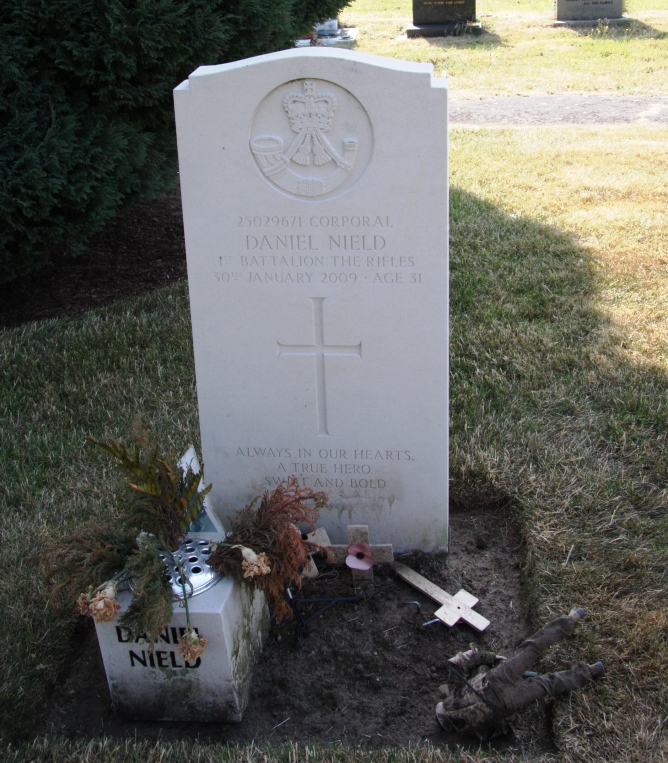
xmin=0 ymin=0 xmax=351 ymax=284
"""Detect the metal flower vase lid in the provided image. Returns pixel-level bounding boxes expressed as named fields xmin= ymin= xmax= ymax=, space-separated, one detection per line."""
xmin=162 ymin=537 xmax=222 ymax=599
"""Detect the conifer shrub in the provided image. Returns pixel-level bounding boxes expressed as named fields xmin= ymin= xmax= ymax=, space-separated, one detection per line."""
xmin=0 ymin=0 xmax=350 ymax=283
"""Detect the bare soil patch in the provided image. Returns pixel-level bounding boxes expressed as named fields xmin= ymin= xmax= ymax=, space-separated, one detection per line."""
xmin=39 ymin=506 xmax=552 ymax=756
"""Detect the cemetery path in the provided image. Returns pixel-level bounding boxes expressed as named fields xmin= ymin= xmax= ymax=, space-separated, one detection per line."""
xmin=450 ymin=93 xmax=668 ymax=126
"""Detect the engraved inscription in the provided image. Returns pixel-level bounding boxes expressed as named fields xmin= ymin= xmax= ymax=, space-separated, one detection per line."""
xmin=216 ymin=213 xmax=424 ymax=286
xmin=235 ymin=444 xmax=414 ymax=491
xmin=246 ymin=235 xmax=319 ymax=251
xmin=235 ymin=215 xmax=393 ymax=228
xmin=277 ymin=298 xmax=361 ymax=437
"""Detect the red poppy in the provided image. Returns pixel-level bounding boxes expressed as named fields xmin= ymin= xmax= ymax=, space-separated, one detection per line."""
xmin=346 ymin=543 xmax=374 ymax=570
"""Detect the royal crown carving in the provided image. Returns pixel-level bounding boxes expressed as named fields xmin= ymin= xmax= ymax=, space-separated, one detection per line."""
xmin=283 ymin=81 xmax=338 ymax=167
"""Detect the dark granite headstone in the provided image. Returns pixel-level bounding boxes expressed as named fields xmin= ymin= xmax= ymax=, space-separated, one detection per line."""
xmin=408 ymin=0 xmax=478 ymax=36
xmin=555 ymin=0 xmax=623 ymax=20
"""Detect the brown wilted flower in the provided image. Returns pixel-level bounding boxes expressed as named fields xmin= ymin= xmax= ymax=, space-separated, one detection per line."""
xmin=205 ymin=477 xmax=328 ymax=623
xmin=237 ymin=546 xmax=271 ymax=578
xmin=89 ymin=583 xmax=122 ymax=623
xmin=77 ymin=592 xmax=92 ymax=617
xmin=177 ymin=628 xmax=207 ymax=662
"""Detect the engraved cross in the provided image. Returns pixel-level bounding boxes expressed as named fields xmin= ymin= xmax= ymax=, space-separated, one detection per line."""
xmin=277 ymin=297 xmax=362 ymax=437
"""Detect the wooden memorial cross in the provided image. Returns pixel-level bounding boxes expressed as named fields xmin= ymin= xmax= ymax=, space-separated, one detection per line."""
xmin=394 ymin=562 xmax=490 ymax=632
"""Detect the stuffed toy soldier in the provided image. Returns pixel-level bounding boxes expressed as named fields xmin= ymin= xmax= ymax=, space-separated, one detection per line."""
xmin=436 ymin=608 xmax=604 ymax=739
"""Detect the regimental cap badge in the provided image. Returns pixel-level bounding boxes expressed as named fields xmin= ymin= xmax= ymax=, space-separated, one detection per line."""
xmin=250 ymin=78 xmax=366 ymax=199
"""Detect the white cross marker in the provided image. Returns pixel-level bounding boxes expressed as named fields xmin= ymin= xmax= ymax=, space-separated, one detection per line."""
xmin=277 ymin=297 xmax=362 ymax=436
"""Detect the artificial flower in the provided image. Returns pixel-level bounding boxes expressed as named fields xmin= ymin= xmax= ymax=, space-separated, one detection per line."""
xmin=346 ymin=542 xmax=374 ymax=571
xmin=177 ymin=628 xmax=207 ymax=662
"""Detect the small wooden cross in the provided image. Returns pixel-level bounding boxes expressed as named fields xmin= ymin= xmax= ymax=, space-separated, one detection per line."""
xmin=327 ymin=524 xmax=394 ymax=582
xmin=394 ymin=562 xmax=490 ymax=632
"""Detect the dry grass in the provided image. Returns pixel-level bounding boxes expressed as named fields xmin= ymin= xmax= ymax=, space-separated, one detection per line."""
xmin=341 ymin=0 xmax=668 ymax=98
xmin=3 ymin=128 xmax=666 ymax=762
xmin=449 ymin=126 xmax=668 ymax=761
xmin=2 ymin=739 xmax=557 ymax=763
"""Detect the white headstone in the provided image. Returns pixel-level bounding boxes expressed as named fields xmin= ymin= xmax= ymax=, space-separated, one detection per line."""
xmin=95 ymin=535 xmax=268 ymax=722
xmin=174 ymin=49 xmax=449 ymax=551
xmin=556 ymin=0 xmax=623 ymax=20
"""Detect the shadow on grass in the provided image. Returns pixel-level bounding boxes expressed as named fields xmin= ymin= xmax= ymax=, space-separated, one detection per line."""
xmin=448 ymin=185 xmax=668 ymax=515
xmin=449 ymin=185 xmax=668 ymax=759
xmin=2 ymin=188 xmax=667 ymax=755
xmin=424 ymin=27 xmax=504 ymax=48
xmin=566 ymin=18 xmax=667 ymax=38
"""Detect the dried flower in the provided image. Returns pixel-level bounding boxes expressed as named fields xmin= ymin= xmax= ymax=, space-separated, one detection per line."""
xmin=89 ymin=582 xmax=122 ymax=622
xmin=242 ymin=551 xmax=271 ymax=578
xmin=346 ymin=543 xmax=374 ymax=571
xmin=206 ymin=477 xmax=328 ymax=622
xmin=177 ymin=628 xmax=207 ymax=662
xmin=77 ymin=592 xmax=92 ymax=617
xmin=234 ymin=545 xmax=272 ymax=578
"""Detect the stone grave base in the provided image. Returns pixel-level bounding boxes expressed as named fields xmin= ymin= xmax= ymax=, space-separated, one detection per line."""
xmin=95 ymin=542 xmax=269 ymax=723
xmin=407 ymin=21 xmax=482 ymax=37
xmin=553 ymin=17 xmax=630 ymax=25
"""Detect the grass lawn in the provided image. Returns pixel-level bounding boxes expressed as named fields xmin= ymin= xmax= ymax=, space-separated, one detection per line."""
xmin=343 ymin=0 xmax=668 ymax=97
xmin=2 ymin=2 xmax=667 ymax=761
xmin=449 ymin=125 xmax=668 ymax=761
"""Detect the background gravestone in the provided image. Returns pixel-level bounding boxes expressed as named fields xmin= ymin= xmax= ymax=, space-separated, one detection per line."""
xmin=407 ymin=0 xmax=477 ymax=37
xmin=312 ymin=18 xmax=358 ymax=47
xmin=174 ymin=49 xmax=448 ymax=551
xmin=555 ymin=0 xmax=623 ymax=21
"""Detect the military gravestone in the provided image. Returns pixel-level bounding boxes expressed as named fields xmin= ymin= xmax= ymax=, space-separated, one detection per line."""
xmin=174 ymin=49 xmax=449 ymax=552
xmin=407 ymin=0 xmax=477 ymax=37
